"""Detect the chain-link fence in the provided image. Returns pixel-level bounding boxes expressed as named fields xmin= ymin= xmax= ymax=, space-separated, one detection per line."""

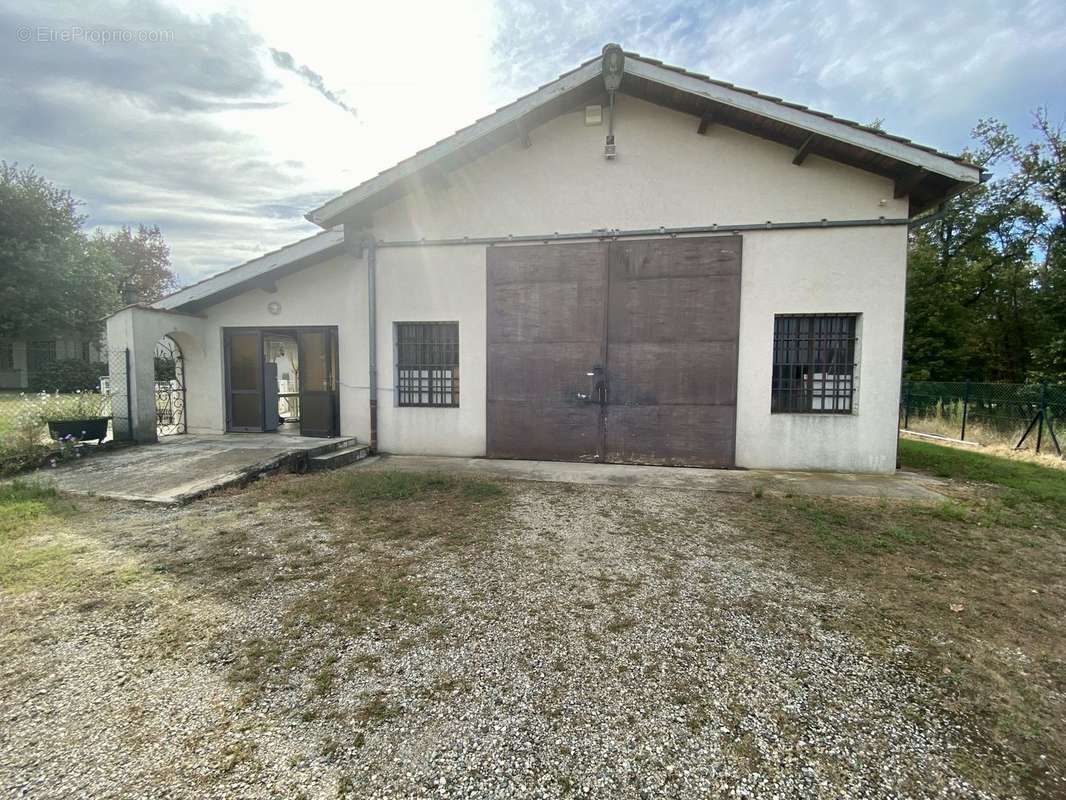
xmin=0 ymin=347 xmax=130 ymax=474
xmin=900 ymin=380 xmax=1064 ymax=455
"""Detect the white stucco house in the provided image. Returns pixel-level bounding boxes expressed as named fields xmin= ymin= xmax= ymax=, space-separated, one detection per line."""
xmin=106 ymin=45 xmax=980 ymax=473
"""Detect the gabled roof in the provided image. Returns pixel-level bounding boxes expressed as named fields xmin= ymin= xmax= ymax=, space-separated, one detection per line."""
xmin=307 ymin=46 xmax=982 ymax=228
xmin=154 ymin=229 xmax=344 ymax=313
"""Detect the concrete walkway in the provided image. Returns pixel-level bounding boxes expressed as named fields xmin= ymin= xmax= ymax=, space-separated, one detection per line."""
xmin=27 ymin=433 xmax=355 ymax=504
xmin=365 ymin=455 xmax=947 ymax=501
xmin=21 ymin=438 xmax=946 ymax=504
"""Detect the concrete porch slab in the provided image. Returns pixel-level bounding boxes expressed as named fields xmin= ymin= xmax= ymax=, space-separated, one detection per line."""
xmin=24 ymin=433 xmax=356 ymax=504
xmin=363 ymin=455 xmax=948 ymax=501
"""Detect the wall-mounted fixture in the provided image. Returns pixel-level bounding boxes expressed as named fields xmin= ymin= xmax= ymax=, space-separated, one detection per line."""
xmin=601 ymin=43 xmax=624 ymax=159
xmin=267 ymin=301 xmax=282 ymax=316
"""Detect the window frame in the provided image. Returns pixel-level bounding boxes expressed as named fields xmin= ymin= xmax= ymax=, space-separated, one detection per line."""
xmin=27 ymin=340 xmax=57 ymax=372
xmin=770 ymin=313 xmax=859 ymax=415
xmin=0 ymin=341 xmax=13 ymax=371
xmin=394 ymin=321 xmax=460 ymax=408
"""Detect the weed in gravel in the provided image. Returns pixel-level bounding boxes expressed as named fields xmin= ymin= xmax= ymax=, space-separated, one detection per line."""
xmin=217 ymin=740 xmax=258 ymax=775
xmin=605 ymin=615 xmax=637 ymax=634
xmin=353 ymin=690 xmax=398 ymax=725
xmin=311 ymin=655 xmax=339 ymax=697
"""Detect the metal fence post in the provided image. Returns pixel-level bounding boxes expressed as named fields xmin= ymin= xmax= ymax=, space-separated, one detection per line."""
xmin=960 ymin=380 xmax=970 ymax=441
xmin=903 ymin=383 xmax=911 ymax=429
xmin=1036 ymin=382 xmax=1047 ymax=454
xmin=123 ymin=347 xmax=132 ymax=442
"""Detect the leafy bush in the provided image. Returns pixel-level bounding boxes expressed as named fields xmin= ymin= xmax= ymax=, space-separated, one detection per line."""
xmin=0 ymin=414 xmax=51 ymax=476
xmin=28 ymin=359 xmax=107 ymax=393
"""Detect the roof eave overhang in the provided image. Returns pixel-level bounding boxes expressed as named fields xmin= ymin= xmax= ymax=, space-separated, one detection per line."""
xmin=627 ymin=59 xmax=980 ymax=185
xmin=153 ymin=229 xmax=346 ymax=314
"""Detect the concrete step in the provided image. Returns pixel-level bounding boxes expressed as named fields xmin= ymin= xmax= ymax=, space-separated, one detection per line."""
xmin=305 ymin=437 xmax=360 ymax=458
xmin=309 ymin=443 xmax=372 ymax=471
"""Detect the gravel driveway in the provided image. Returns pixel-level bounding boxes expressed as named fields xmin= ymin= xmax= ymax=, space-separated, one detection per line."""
xmin=0 ymin=474 xmax=1007 ymax=799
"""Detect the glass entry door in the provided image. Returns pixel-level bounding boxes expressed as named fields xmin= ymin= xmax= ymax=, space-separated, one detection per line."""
xmin=297 ymin=327 xmax=339 ymax=437
xmin=224 ymin=329 xmax=264 ymax=431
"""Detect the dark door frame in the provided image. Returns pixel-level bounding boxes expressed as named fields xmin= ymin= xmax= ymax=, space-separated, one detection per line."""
xmin=222 ymin=325 xmax=340 ymax=437
xmin=223 ymin=328 xmax=264 ymax=432
xmin=297 ymin=326 xmax=340 ymax=438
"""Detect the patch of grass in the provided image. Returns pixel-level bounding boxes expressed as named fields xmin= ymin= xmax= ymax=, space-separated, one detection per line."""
xmin=0 ymin=480 xmax=65 ymax=536
xmin=723 ymin=441 xmax=1066 ymax=798
xmin=0 ymin=481 xmax=93 ymax=594
xmin=274 ymin=470 xmax=505 ymax=507
xmin=900 ymin=439 xmax=1066 ymax=510
xmin=224 ymin=469 xmax=510 ymax=708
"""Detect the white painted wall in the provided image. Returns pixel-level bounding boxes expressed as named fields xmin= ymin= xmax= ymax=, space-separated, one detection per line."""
xmin=373 ymin=247 xmax=487 ymax=455
xmin=180 ymin=255 xmax=370 ymax=439
xmin=734 ymin=226 xmax=907 ymax=472
xmin=145 ymin=94 xmax=909 ymax=471
xmin=368 ymin=95 xmax=908 ymax=471
xmin=106 ymin=307 xmax=204 ymax=441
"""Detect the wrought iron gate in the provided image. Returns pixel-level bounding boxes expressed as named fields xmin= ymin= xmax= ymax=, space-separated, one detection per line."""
xmin=155 ymin=335 xmax=186 ymax=436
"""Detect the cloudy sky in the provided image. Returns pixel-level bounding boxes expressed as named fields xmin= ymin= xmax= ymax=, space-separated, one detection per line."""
xmin=2 ymin=0 xmax=1064 ymax=284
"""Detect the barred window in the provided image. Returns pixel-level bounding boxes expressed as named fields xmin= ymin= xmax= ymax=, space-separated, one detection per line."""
xmin=396 ymin=322 xmax=459 ymax=407
xmin=0 ymin=342 xmax=13 ymax=370
xmin=771 ymin=314 xmax=858 ymax=414
xmin=28 ymin=340 xmax=56 ymax=372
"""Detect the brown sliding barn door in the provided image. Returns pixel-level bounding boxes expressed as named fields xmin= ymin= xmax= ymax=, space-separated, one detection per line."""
xmin=486 ymin=236 xmax=742 ymax=467
xmin=605 ymin=237 xmax=742 ymax=466
xmin=486 ymin=242 xmax=608 ymax=461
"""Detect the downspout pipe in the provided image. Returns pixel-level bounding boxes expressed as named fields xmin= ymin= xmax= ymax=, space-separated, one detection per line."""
xmin=367 ymin=238 xmax=378 ymax=452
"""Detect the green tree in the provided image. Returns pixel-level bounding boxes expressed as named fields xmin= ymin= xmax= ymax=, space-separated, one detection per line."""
xmin=95 ymin=224 xmax=178 ymax=304
xmin=0 ymin=163 xmax=121 ymax=339
xmin=905 ymin=120 xmax=1046 ymax=382
xmin=1025 ymin=109 xmax=1066 ymax=381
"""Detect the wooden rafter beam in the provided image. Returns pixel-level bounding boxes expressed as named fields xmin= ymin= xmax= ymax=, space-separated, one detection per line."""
xmin=894 ymin=167 xmax=928 ymax=199
xmin=697 ymin=110 xmax=714 ymax=135
xmin=515 ymin=117 xmax=531 ymax=148
xmin=792 ymin=134 xmax=815 ymax=166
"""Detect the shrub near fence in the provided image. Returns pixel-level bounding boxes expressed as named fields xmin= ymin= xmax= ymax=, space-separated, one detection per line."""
xmin=0 ymin=348 xmax=129 ymax=475
xmin=901 ymin=381 xmax=1064 ymax=455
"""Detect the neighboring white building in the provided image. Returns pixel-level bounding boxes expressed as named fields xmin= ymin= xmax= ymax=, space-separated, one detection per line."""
xmin=106 ymin=46 xmax=980 ymax=473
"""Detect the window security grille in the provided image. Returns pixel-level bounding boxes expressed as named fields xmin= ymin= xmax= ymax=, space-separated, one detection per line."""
xmin=772 ymin=314 xmax=858 ymax=413
xmin=396 ymin=322 xmax=459 ymax=407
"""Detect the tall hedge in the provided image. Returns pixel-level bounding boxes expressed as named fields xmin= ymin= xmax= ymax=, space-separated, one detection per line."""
xmin=28 ymin=359 xmax=108 ymax=393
